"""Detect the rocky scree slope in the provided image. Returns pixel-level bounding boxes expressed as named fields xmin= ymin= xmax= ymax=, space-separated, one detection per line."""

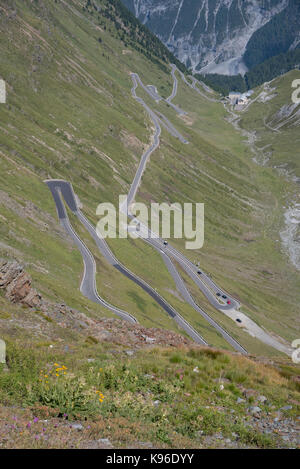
xmin=121 ymin=0 xmax=299 ymax=75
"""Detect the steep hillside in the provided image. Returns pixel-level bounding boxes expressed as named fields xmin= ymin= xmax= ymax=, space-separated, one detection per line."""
xmin=121 ymin=0 xmax=292 ymax=74
xmin=198 ymin=0 xmax=300 ymax=94
xmin=0 ymin=0 xmax=299 ymax=359
xmin=0 ymin=0 xmax=299 ymax=450
xmin=244 ymin=0 xmax=300 ymax=69
xmin=196 ymin=48 xmax=300 ymax=95
xmin=238 ymin=70 xmax=300 ymax=271
xmin=0 ymin=271 xmax=299 ymax=449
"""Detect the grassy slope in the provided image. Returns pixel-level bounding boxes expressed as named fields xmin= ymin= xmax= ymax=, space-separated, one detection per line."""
xmin=133 ymin=74 xmax=300 ymax=348
xmin=0 ymin=0 xmax=299 ymax=355
xmin=0 ymin=333 xmax=299 ymax=448
xmin=239 ymin=70 xmax=300 ymax=178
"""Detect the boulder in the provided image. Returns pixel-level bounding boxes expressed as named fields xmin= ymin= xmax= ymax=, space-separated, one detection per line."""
xmin=0 ymin=260 xmax=42 ymax=308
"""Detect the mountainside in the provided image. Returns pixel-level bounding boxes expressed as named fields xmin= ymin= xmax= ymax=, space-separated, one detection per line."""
xmin=196 ymin=47 xmax=300 ymax=95
xmin=238 ymin=70 xmax=300 ymax=271
xmin=0 ymin=0 xmax=299 ymax=450
xmin=121 ymin=0 xmax=299 ymax=75
xmin=1 ymin=0 xmax=300 ymax=354
xmin=244 ymin=0 xmax=300 ymax=69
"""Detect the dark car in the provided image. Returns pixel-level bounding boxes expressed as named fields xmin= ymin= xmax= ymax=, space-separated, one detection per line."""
xmin=222 ymin=295 xmax=227 ymax=299
xmin=216 ymin=293 xmax=221 ymax=297
xmin=197 ymin=270 xmax=202 ymax=275
xmin=163 ymin=240 xmax=168 ymax=246
xmin=236 ymin=318 xmax=242 ymax=323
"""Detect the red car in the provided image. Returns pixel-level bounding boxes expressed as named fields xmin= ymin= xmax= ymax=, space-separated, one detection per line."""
xmin=227 ymin=300 xmax=231 ymax=305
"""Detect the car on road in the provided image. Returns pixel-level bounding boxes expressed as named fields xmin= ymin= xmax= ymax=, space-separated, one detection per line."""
xmin=236 ymin=318 xmax=242 ymax=323
xmin=163 ymin=240 xmax=168 ymax=246
xmin=227 ymin=300 xmax=231 ymax=305
xmin=197 ymin=270 xmax=202 ymax=275
xmin=216 ymin=292 xmax=221 ymax=297
xmin=222 ymin=295 xmax=227 ymax=299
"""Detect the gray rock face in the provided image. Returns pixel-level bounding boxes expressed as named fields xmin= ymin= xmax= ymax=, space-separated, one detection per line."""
xmin=97 ymin=438 xmax=113 ymax=447
xmin=72 ymin=423 xmax=83 ymax=431
xmin=236 ymin=397 xmax=246 ymax=404
xmin=0 ymin=260 xmax=42 ymax=307
xmin=249 ymin=406 xmax=262 ymax=414
xmin=257 ymin=395 xmax=268 ymax=404
xmin=121 ymin=0 xmax=289 ymax=74
xmin=280 ymin=405 xmax=293 ymax=411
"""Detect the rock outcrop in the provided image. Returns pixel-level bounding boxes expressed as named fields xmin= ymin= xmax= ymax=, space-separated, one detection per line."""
xmin=0 ymin=259 xmax=194 ymax=349
xmin=0 ymin=260 xmax=41 ymax=308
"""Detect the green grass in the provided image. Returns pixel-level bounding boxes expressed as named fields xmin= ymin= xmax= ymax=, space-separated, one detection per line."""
xmin=67 ymin=209 xmax=233 ymax=349
xmin=239 ymin=70 xmax=300 ymax=178
xmin=0 ymin=337 xmax=299 ymax=448
xmin=0 ymin=0 xmax=299 ymax=356
xmin=131 ymin=68 xmax=300 ymax=348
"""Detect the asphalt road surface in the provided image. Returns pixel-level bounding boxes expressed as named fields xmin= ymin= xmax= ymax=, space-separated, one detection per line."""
xmin=124 ymin=68 xmax=247 ymax=354
xmin=45 ymin=180 xmax=137 ymax=324
xmin=45 ymin=65 xmax=247 ymax=354
xmin=45 ymin=179 xmax=208 ymax=346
